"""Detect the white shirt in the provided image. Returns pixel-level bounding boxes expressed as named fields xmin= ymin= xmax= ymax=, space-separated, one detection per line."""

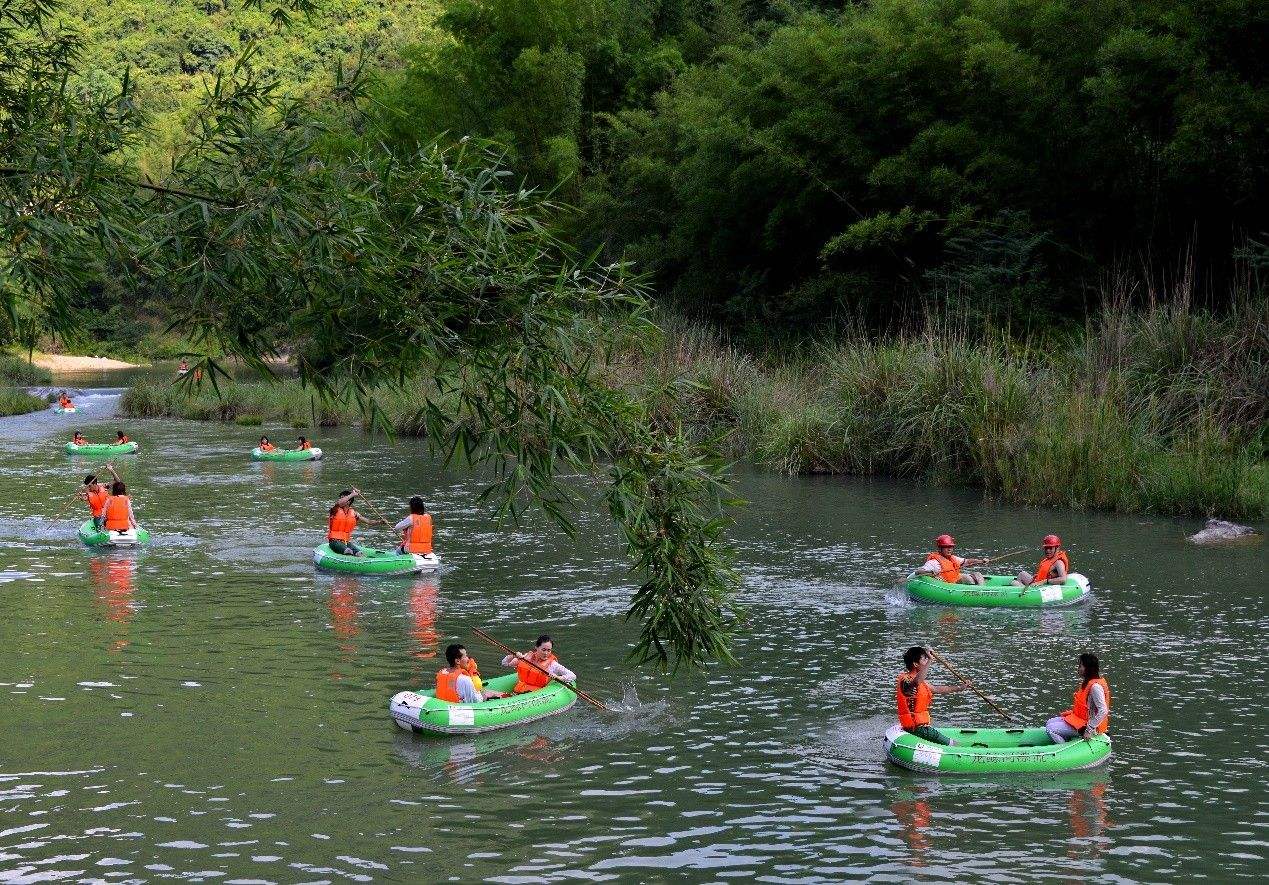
xmin=454 ymin=674 xmax=480 ymax=704
xmin=917 ymin=554 xmax=964 ymax=575
xmin=501 ymin=654 xmax=576 ymax=683
xmin=394 ymin=516 xmax=414 ymax=532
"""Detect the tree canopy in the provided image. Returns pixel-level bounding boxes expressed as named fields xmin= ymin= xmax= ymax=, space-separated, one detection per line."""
xmin=0 ymin=0 xmax=739 ymax=669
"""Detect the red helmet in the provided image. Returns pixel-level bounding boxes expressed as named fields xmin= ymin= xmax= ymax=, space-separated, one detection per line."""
xmin=1042 ymin=534 xmax=1061 ymax=547
xmin=935 ymin=534 xmax=955 ymax=547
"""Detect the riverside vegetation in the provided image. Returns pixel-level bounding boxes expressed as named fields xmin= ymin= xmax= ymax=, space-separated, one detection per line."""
xmin=0 ymin=354 xmax=51 ymax=416
xmin=122 ymin=294 xmax=1268 ymax=521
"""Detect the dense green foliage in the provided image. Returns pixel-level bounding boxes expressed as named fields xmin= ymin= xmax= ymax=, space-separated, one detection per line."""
xmin=381 ymin=0 xmax=1269 ymax=331
xmin=608 ymin=300 xmax=1268 ymax=518
xmin=0 ymin=388 xmax=47 ymax=416
xmin=1 ymin=0 xmax=739 ymax=669
xmin=55 ymin=0 xmax=436 ymax=173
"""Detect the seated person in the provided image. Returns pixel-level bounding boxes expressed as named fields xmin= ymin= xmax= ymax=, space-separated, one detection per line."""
xmin=503 ymin=635 xmax=576 ymax=693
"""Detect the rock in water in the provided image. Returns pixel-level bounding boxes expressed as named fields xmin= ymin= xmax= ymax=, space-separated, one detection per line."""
xmin=1188 ymin=519 xmax=1262 ymax=546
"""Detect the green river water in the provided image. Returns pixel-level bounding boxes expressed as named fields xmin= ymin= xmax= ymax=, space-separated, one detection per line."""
xmin=1 ymin=381 xmax=1266 ymax=882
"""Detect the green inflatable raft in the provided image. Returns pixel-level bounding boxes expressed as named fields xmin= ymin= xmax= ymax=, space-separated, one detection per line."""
xmin=252 ymin=446 xmax=323 ymax=462
xmin=313 ymin=543 xmax=440 ymax=576
xmin=65 ymin=441 xmax=139 ymax=457
xmin=78 ymin=520 xmax=151 ymax=548
xmin=390 ymin=673 xmax=577 ymax=735
xmin=885 ymin=724 xmax=1111 ymax=774
xmin=906 ymin=573 xmax=1091 ymax=607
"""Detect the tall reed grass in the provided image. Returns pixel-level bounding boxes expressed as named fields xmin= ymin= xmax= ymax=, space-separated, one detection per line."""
xmin=119 ymin=299 xmax=1268 ymax=519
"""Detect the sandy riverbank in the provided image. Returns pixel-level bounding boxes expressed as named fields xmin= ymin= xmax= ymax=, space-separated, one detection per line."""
xmin=30 ymin=352 xmax=145 ymax=372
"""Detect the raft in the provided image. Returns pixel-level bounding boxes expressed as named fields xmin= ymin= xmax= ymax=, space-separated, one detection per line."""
xmin=884 ymin=724 xmax=1111 ymax=774
xmin=65 ymin=441 xmax=139 ymax=456
xmin=252 ymin=446 xmax=323 ymax=462
xmin=390 ymin=673 xmax=577 ymax=735
xmin=906 ymin=573 xmax=1091 ymax=607
xmin=78 ymin=520 xmax=151 ymax=548
xmin=53 ymin=405 xmax=77 ymax=414
xmin=313 ymin=543 xmax=439 ymax=576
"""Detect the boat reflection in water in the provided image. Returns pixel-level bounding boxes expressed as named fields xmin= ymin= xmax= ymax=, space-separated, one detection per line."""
xmin=327 ymin=575 xmax=360 ymax=674
xmin=89 ymin=554 xmax=136 ymax=653
xmin=407 ymin=577 xmax=439 ymax=663
xmin=392 ymin=727 xmax=559 ymax=786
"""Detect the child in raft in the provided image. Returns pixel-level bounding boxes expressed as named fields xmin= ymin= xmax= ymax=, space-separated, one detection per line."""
xmin=115 ymin=430 xmax=130 ymax=445
xmin=72 ymin=430 xmax=87 ymax=446
xmin=102 ymin=481 xmax=139 ymax=534
xmin=896 ymin=646 xmax=968 ymax=746
xmin=296 ymin=436 xmax=313 ymax=450
xmin=258 ymin=436 xmax=276 ymax=452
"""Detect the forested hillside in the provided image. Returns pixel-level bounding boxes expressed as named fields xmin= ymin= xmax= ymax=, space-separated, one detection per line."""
xmin=378 ymin=0 xmax=1269 ymax=332
xmin=58 ymin=0 xmax=436 ymax=172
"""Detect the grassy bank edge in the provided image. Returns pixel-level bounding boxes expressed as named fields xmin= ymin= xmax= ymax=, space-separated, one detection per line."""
xmin=118 ymin=303 xmax=1268 ymax=521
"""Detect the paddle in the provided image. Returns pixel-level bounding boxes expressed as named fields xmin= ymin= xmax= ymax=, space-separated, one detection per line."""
xmin=928 ymin=647 xmax=1015 ymax=722
xmin=348 ymin=490 xmax=400 ymax=543
xmin=470 ymin=626 xmax=609 ymax=712
xmin=907 ymin=547 xmax=1030 ymax=581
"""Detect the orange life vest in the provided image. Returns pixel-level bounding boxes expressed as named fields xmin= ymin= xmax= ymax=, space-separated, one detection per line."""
xmin=104 ymin=495 xmax=131 ymax=531
xmin=514 ymin=654 xmax=557 ymax=694
xmin=1062 ymin=677 xmax=1110 ymax=733
xmin=1035 ymin=549 xmax=1071 ymax=582
xmin=86 ymin=486 xmax=108 ymax=517
xmin=925 ymin=552 xmax=961 ymax=584
xmin=327 ymin=507 xmax=357 ymax=542
xmin=59 ymin=398 xmax=71 ymax=407
xmin=73 ymin=435 xmax=85 ymax=445
xmin=117 ymin=435 xmax=129 ymax=444
xmin=896 ymin=672 xmax=933 ymax=729
xmin=299 ymin=441 xmax=312 ymax=450
xmin=435 ymin=668 xmax=464 ymax=703
xmin=404 ymin=513 xmax=433 ymax=554
xmin=260 ymin=442 xmax=275 ymax=452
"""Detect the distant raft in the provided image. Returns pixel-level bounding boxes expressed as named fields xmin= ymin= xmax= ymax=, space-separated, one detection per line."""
xmin=78 ymin=520 xmax=151 ymax=548
xmin=65 ymin=441 xmax=139 ymax=456
xmin=53 ymin=405 xmax=77 ymax=414
xmin=884 ymin=724 xmax=1111 ymax=775
xmin=390 ymin=673 xmax=577 ymax=735
xmin=252 ymin=447 xmax=323 ymax=462
xmin=313 ymin=543 xmax=439 ymax=576
xmin=905 ymin=573 xmax=1091 ymax=608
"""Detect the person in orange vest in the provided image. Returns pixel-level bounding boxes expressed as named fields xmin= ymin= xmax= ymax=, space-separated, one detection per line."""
xmin=1046 ymin=653 xmax=1109 ymax=743
xmin=896 ymin=646 xmax=968 ymax=746
xmin=102 ymin=481 xmax=138 ymax=534
xmin=193 ymin=366 xmax=203 ymax=382
xmin=914 ymin=534 xmax=987 ymax=585
xmin=58 ymin=392 xmax=73 ymax=409
xmin=72 ymin=430 xmax=87 ymax=446
xmin=1013 ymin=534 xmax=1070 ymax=586
xmin=258 ymin=436 xmax=276 ymax=453
xmin=394 ymin=496 xmax=434 ymax=556
xmin=502 ymin=635 xmax=576 ymax=694
xmin=435 ymin=644 xmax=509 ymax=703
xmin=115 ymin=430 xmax=130 ymax=445
xmin=326 ymin=488 xmax=387 ymax=557
xmin=178 ymin=359 xmax=189 ymax=375
xmin=78 ymin=465 xmax=121 ymax=530
xmin=296 ymin=436 xmax=312 ymax=451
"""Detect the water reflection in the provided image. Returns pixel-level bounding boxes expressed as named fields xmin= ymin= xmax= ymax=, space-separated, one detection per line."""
xmin=407 ymin=578 xmax=439 ymax=662
xmin=392 ymin=728 xmax=557 ymax=785
xmin=328 ymin=576 xmax=360 ymax=666
xmin=1068 ymin=782 xmax=1111 ymax=857
xmin=88 ymin=554 xmax=135 ymax=652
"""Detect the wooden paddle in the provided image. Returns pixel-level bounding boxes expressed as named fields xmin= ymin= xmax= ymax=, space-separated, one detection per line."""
xmin=348 ymin=490 xmax=400 ymax=542
xmin=470 ymin=627 xmax=609 ymax=712
xmin=928 ymin=647 xmax=1015 ymax=722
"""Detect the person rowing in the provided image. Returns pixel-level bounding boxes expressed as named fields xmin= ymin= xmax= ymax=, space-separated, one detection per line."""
xmin=58 ymin=392 xmax=73 ymax=409
xmin=915 ymin=534 xmax=987 ymax=585
xmin=258 ymin=435 xmax=276 ymax=453
xmin=502 ymin=635 xmax=576 ymax=694
xmin=394 ymin=496 xmax=433 ymax=556
xmin=1013 ymin=534 xmax=1070 ymax=586
xmin=79 ymin=465 xmax=121 ymax=530
xmin=434 ymin=644 xmax=509 ymax=703
xmin=102 ymin=481 xmax=139 ymax=535
xmin=326 ymin=487 xmax=388 ymax=557
xmin=896 ymin=646 xmax=968 ymax=746
xmin=1045 ymin=653 xmax=1109 ymax=743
